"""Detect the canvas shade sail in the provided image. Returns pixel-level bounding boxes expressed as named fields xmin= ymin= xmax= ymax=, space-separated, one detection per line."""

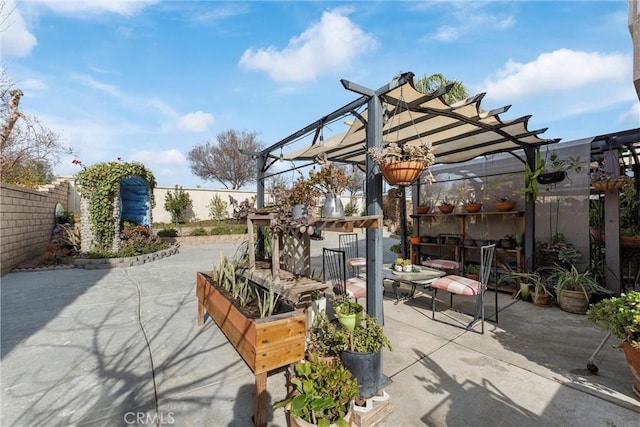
xmin=280 ymin=77 xmax=558 ymax=166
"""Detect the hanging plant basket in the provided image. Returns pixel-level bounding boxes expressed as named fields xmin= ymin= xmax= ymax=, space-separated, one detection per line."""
xmin=592 ymin=179 xmax=626 ymax=191
xmin=379 ymin=161 xmax=424 ymax=186
xmin=537 ymin=171 xmax=566 ymax=185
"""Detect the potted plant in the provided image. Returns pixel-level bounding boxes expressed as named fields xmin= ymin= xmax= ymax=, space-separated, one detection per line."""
xmin=334 ymin=300 xmax=364 ymax=332
xmin=521 ymin=150 xmax=582 ymax=201
xmin=493 ymin=195 xmax=516 ymax=212
xmin=308 ymin=160 xmax=349 ymax=218
xmin=500 ymin=234 xmax=515 ymax=250
xmin=289 ymin=177 xmax=322 ymax=218
xmin=587 ymin=291 xmax=640 ymax=398
xmin=537 ymin=233 xmax=582 ymax=267
xmin=273 ymin=356 xmax=358 ymax=427
xmin=475 ymin=232 xmax=489 ymax=247
xmin=306 ymin=311 xmax=348 ymax=362
xmin=462 ymin=198 xmax=483 ymax=213
xmin=368 ymin=141 xmax=436 ymax=186
xmin=341 ymin=314 xmax=393 ymax=399
xmin=306 ymin=290 xmax=327 ymax=335
xmin=499 ymin=267 xmax=553 ymax=306
xmin=465 ymin=263 xmax=480 ymax=280
xmin=536 ymin=150 xmax=583 ymax=185
xmin=437 ymin=198 xmax=455 ymax=214
xmin=416 ymin=201 xmax=431 ymax=215
xmin=548 ymin=264 xmax=610 ymax=314
xmin=389 ymin=242 xmax=402 ymax=258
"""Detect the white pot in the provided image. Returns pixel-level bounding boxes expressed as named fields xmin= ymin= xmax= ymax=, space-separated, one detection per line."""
xmin=403 ymin=265 xmax=412 ymax=272
xmin=394 ymin=265 xmax=403 ymax=272
xmin=306 ymin=297 xmax=326 ymax=332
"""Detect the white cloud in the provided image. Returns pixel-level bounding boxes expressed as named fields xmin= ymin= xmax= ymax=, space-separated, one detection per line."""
xmin=21 ymin=78 xmax=48 ymax=91
xmin=130 ymin=149 xmax=187 ymax=181
xmin=1 ymin=0 xmax=37 ymax=57
xmin=481 ymin=49 xmax=631 ymax=101
xmin=178 ymin=111 xmax=215 ymax=133
xmin=131 ymin=149 xmax=186 ymax=165
xmin=618 ymin=102 xmax=640 ymax=125
xmin=190 ymin=3 xmax=250 ymax=24
xmin=429 ymin=3 xmax=514 ymax=42
xmin=39 ymin=0 xmax=159 ymax=17
xmin=239 ymin=8 xmax=377 ymax=82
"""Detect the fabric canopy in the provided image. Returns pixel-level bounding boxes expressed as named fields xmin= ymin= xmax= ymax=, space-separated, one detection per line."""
xmin=281 ymin=77 xmax=558 ymax=166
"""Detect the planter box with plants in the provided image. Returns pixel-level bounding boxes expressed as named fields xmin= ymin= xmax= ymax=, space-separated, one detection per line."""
xmin=196 ymin=256 xmax=306 ymax=427
xmin=587 ymin=291 xmax=640 ymax=399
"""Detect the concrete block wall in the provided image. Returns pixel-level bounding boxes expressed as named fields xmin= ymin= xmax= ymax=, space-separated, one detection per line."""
xmin=1 ymin=179 xmax=71 ymax=275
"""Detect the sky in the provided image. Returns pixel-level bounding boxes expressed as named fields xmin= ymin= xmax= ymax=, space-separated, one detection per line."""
xmin=2 ymin=0 xmax=639 ymax=189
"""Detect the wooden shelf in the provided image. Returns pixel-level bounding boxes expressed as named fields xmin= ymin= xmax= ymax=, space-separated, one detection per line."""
xmin=411 ymin=211 xmax=525 ymax=272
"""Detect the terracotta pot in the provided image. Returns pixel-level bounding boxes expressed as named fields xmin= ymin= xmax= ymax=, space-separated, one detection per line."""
xmin=558 ymin=289 xmax=591 ymax=314
xmin=438 ymin=204 xmax=455 ymax=214
xmin=410 ymin=236 xmax=420 ymax=244
xmin=463 ymin=203 xmax=483 ymax=213
xmin=621 ymin=235 xmax=640 ymax=247
xmin=494 ymin=201 xmax=516 ymax=212
xmin=379 ymin=161 xmax=424 ymax=186
xmin=622 ymin=341 xmax=640 ymax=399
xmin=416 ymin=206 xmax=431 ymax=214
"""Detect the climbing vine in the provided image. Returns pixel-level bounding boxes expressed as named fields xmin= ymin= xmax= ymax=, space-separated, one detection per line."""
xmin=75 ymin=161 xmax=156 ymax=251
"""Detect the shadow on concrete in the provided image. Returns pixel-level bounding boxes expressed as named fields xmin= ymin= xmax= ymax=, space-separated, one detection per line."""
xmin=1 ymin=268 xmax=110 ymax=359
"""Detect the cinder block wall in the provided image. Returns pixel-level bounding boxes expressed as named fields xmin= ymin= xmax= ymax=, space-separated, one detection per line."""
xmin=0 ymin=179 xmax=71 ymax=275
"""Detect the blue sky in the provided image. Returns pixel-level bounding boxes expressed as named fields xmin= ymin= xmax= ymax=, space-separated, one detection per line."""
xmin=3 ymin=0 xmax=638 ymax=188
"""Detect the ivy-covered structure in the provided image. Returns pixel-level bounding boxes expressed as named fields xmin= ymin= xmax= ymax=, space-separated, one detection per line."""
xmin=75 ymin=161 xmax=156 ymax=253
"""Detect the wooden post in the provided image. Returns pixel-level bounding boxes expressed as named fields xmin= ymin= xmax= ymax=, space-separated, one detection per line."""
xmin=254 ymin=372 xmax=268 ymax=427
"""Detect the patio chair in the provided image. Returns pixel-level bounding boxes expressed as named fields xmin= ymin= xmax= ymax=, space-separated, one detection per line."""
xmin=421 ymin=233 xmax=462 ymax=275
xmin=430 ymin=244 xmax=496 ymax=334
xmin=339 ymin=233 xmax=366 ymax=278
xmin=323 ymin=248 xmax=366 ymax=302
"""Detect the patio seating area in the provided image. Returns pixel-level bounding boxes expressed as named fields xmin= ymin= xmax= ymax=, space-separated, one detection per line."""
xmin=1 ymin=231 xmax=639 ymax=426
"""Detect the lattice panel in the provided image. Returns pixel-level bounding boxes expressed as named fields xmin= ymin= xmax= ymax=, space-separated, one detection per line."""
xmin=280 ymin=230 xmax=310 ymax=276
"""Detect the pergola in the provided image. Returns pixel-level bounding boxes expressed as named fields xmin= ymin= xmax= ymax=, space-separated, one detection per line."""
xmin=253 ymin=72 xmax=562 ymax=322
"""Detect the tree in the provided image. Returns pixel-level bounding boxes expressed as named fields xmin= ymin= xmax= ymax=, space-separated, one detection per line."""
xmin=1 ymin=67 xmax=73 ymax=187
xmin=187 ymin=129 xmax=263 ymax=190
xmin=345 ymin=166 xmax=364 ymax=197
xmin=164 ymin=185 xmax=192 ymax=225
xmin=414 ymin=73 xmax=469 ymax=105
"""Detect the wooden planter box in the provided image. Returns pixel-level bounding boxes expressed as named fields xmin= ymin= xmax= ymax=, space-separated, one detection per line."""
xmin=196 ymin=271 xmax=306 ymax=426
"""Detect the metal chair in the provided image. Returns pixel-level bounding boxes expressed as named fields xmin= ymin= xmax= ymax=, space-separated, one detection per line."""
xmin=322 ymin=248 xmax=366 ymax=302
xmin=339 ymin=233 xmax=366 ymax=278
xmin=430 ymin=244 xmax=496 ymax=334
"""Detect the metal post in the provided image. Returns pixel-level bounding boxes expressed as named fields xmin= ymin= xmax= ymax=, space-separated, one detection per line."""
xmin=603 ymin=149 xmax=622 ymax=295
xmin=524 ymin=146 xmax=537 ymax=271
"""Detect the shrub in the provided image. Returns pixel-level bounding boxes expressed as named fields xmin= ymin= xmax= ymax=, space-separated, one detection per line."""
xmin=164 ymin=185 xmax=192 ymax=225
xmin=189 ymin=227 xmax=208 ymax=236
xmin=207 ymin=195 xmax=228 ymax=221
xmin=344 ymin=200 xmax=358 ymax=216
xmin=157 ymin=228 xmax=178 ymax=237
xmin=210 ymin=224 xmax=248 ymax=235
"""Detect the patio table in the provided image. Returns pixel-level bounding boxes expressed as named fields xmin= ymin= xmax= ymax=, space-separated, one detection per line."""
xmin=383 ymin=264 xmax=446 ymax=301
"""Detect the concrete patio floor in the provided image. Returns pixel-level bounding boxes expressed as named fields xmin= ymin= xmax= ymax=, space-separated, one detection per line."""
xmin=1 ymin=231 xmax=639 ymax=426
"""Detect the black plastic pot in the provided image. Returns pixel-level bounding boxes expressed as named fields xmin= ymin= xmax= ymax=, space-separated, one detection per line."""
xmin=341 ymin=350 xmax=382 ymax=399
xmin=537 ymin=171 xmax=566 ymax=185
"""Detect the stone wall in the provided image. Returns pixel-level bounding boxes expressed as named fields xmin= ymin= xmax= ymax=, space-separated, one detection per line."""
xmin=0 ymin=179 xmax=71 ymax=275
